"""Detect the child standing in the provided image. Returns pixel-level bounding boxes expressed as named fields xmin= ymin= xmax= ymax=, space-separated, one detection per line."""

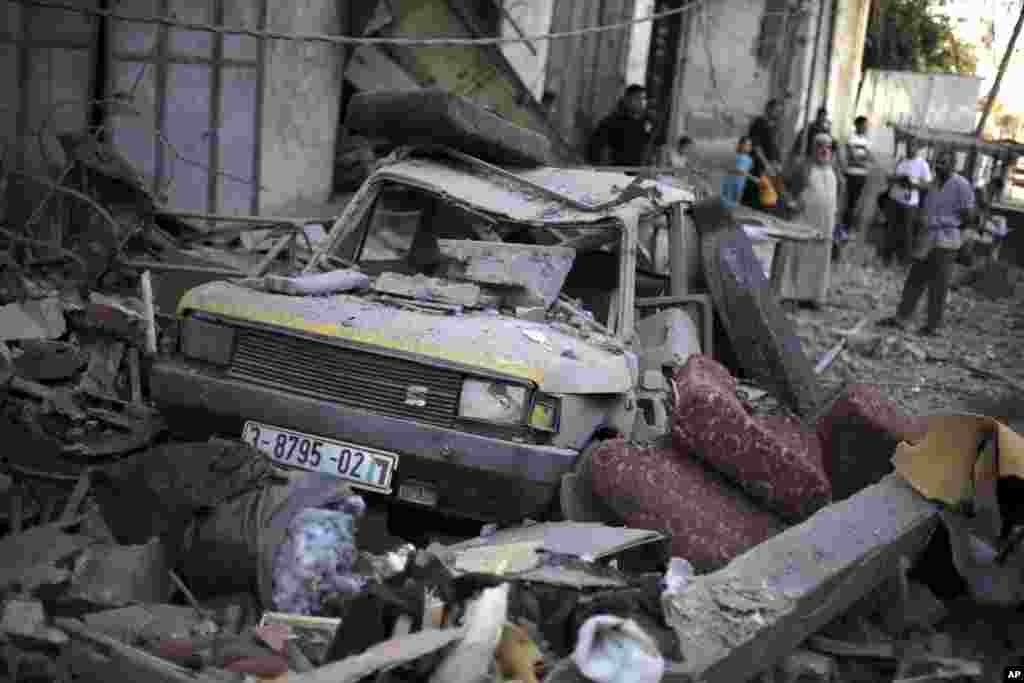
xmin=721 ymin=136 xmax=754 ymax=209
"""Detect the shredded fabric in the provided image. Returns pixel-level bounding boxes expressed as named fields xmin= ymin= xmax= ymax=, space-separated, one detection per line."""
xmin=271 ymin=497 xmax=366 ymax=614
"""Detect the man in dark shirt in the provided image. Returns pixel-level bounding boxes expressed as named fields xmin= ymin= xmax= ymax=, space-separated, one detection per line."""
xmin=587 ymin=84 xmax=655 ymax=166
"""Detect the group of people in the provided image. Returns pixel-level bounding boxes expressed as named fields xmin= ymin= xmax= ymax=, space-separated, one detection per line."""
xmin=586 ymin=84 xmax=1009 ymax=335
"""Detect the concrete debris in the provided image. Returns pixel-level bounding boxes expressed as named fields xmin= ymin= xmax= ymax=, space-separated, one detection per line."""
xmin=1 ymin=599 xmax=68 ymax=646
xmin=0 ymin=90 xmax=1016 ymax=683
xmin=66 ymin=539 xmax=172 ymax=609
xmin=437 ymin=239 xmax=575 ymax=308
xmin=775 ymin=649 xmax=837 ymax=683
xmin=0 ymin=298 xmax=66 ymax=341
xmin=0 ymin=524 xmax=93 ymax=593
xmin=239 ymin=268 xmax=371 ymax=296
xmin=78 ymin=339 xmax=126 ymax=396
xmin=373 ymin=271 xmax=482 ymax=307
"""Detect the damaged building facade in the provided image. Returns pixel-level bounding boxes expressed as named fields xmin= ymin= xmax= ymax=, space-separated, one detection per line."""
xmin=665 ymin=0 xmax=873 ymax=150
xmin=1 ymin=0 xmax=348 ymax=221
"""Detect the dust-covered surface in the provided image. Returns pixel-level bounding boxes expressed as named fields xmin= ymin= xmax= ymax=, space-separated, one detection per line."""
xmin=787 ymin=242 xmax=1024 ymax=430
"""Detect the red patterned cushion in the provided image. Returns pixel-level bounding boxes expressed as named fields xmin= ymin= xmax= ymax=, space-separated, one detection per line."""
xmin=817 ymin=384 xmax=927 ymax=500
xmin=589 ymin=439 xmax=784 ymax=573
xmin=671 ymin=355 xmax=832 ymax=521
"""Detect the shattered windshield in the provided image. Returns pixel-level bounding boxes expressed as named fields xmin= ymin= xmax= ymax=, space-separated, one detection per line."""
xmin=330 ymin=182 xmax=626 ymax=326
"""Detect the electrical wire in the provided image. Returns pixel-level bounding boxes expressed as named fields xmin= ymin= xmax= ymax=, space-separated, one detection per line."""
xmin=11 ymin=0 xmax=706 ymax=47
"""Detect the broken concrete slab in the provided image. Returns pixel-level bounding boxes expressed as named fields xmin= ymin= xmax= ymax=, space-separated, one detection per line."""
xmin=372 ymin=272 xmax=481 ymax=308
xmin=0 ymin=298 xmax=66 ymax=341
xmin=660 ymin=475 xmax=938 ymax=683
xmin=437 ymin=239 xmax=575 ymax=308
xmin=66 ymin=539 xmax=172 ymax=609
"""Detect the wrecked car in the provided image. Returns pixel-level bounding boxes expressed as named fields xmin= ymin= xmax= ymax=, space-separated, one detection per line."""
xmin=151 ymin=146 xmax=703 ymax=525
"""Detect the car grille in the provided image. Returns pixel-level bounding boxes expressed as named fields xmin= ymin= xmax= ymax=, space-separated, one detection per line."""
xmin=228 ymin=328 xmax=463 ymax=429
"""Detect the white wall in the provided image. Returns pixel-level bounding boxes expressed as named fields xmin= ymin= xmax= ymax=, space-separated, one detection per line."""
xmin=855 ymin=69 xmax=984 ymax=156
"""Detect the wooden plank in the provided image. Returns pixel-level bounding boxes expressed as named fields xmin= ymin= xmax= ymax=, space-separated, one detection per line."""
xmin=661 ymin=475 xmax=938 ymax=683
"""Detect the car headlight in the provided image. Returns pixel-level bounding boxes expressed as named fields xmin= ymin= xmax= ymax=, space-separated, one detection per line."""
xmin=459 ymin=379 xmax=528 ymax=425
xmin=181 ymin=315 xmax=236 ymax=365
xmin=528 ymin=394 xmax=560 ymax=433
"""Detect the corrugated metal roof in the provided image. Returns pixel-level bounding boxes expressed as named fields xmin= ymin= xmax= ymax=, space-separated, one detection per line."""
xmin=376 ymin=158 xmax=695 ymax=224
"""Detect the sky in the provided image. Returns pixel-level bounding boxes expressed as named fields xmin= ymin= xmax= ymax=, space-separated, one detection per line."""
xmin=939 ymin=0 xmax=1024 ymax=110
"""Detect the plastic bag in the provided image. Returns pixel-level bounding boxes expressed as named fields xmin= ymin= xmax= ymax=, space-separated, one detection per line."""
xmin=572 ymin=616 xmax=664 ymax=683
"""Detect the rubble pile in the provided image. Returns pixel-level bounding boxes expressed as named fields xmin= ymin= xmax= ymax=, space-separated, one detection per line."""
xmin=2 ymin=120 xmax=1022 ymax=681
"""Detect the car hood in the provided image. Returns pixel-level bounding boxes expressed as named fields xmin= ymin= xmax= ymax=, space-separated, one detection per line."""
xmin=179 ymin=281 xmax=636 ymax=394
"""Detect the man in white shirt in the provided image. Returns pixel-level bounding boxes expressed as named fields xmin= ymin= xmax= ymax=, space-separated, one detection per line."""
xmin=841 ymin=116 xmax=874 ymax=232
xmin=882 ymin=142 xmax=932 ymax=265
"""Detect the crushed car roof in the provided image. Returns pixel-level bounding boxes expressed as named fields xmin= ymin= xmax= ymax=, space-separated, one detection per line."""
xmin=375 ymin=157 xmax=695 ymax=225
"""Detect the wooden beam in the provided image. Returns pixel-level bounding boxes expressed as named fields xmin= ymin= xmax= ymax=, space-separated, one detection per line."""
xmin=661 ymin=475 xmax=938 ymax=683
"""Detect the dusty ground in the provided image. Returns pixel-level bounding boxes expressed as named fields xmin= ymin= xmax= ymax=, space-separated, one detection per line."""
xmin=789 ymin=239 xmax=1024 ymax=431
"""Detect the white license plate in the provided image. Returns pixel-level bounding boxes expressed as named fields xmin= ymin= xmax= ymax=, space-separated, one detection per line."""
xmin=243 ymin=421 xmax=397 ymax=493
xmin=398 ymin=481 xmax=438 ymax=507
